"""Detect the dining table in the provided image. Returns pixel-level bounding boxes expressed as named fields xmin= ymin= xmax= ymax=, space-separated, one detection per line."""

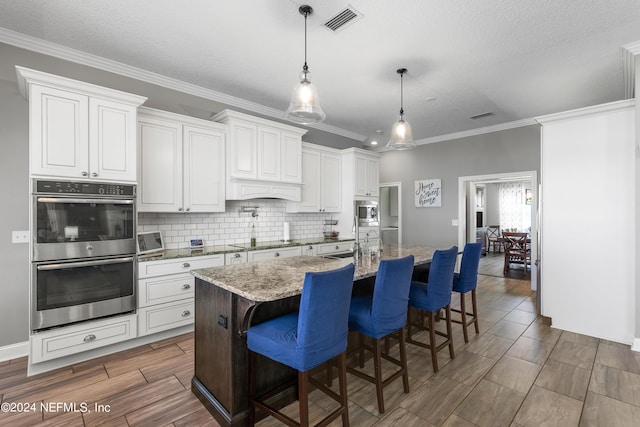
xmin=189 ymin=246 xmax=438 ymax=427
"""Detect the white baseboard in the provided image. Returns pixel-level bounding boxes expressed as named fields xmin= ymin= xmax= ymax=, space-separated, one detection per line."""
xmin=0 ymin=341 xmax=29 ymax=362
xmin=631 ymin=338 xmax=640 ymax=352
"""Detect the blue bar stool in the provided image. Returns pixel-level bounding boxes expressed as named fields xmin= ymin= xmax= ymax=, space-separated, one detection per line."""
xmin=344 ymin=255 xmax=414 ymax=414
xmin=247 ymin=263 xmax=355 ymax=427
xmin=452 ymin=242 xmax=483 ymax=343
xmin=407 ymin=246 xmax=458 ymax=373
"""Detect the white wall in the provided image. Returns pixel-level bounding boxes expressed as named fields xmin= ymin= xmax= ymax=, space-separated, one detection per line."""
xmin=539 ymin=101 xmax=635 ymax=344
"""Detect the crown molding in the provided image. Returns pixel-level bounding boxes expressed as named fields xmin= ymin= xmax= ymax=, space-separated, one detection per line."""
xmin=0 ymin=27 xmax=366 ymax=142
xmin=622 ymin=41 xmax=640 ymax=99
xmin=535 ymin=99 xmax=635 ymax=124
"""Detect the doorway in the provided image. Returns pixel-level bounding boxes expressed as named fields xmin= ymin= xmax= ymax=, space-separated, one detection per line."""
xmin=458 ymin=171 xmax=538 ymax=292
xmin=379 ymin=182 xmax=402 ymax=248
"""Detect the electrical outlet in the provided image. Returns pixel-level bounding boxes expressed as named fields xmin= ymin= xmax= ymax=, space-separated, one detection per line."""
xmin=451 ymin=219 xmax=459 ymax=226
xmin=12 ymin=230 xmax=29 ymax=244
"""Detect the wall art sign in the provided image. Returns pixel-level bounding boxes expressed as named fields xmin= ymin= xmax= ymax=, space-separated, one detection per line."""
xmin=415 ymin=179 xmax=442 ymax=207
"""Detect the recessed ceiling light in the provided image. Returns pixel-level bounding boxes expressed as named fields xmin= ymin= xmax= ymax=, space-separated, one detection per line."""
xmin=425 ymin=96 xmax=436 ymax=102
xmin=375 ymin=130 xmax=383 ymax=135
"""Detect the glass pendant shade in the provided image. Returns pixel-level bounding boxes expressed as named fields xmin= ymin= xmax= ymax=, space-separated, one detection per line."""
xmin=285 ymin=69 xmax=326 ymax=124
xmin=387 ymin=116 xmax=416 ymax=150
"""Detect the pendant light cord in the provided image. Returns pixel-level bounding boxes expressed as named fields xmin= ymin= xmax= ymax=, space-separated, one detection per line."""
xmin=303 ymin=10 xmax=309 ymax=73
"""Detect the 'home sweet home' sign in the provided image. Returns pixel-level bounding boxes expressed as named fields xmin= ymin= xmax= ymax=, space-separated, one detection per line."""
xmin=415 ymin=179 xmax=441 ymax=207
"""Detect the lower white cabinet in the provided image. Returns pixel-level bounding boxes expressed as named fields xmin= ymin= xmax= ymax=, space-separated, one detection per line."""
xmin=225 ymin=251 xmax=248 ymax=265
xmin=248 ymin=246 xmax=302 ymax=262
xmin=138 ymin=254 xmax=224 ymax=336
xmin=316 ymin=242 xmax=354 ymax=256
xmin=30 ymin=314 xmax=137 ymax=363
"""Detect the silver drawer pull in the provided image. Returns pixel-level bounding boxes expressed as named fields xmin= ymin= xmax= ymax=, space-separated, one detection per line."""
xmin=182 ymin=284 xmax=191 ymax=290
xmin=182 ymin=262 xmax=191 ymax=268
xmin=274 ymin=252 xmax=280 ymax=257
xmin=83 ymin=334 xmax=96 ymax=343
xmin=335 ymin=245 xmax=339 ymax=250
xmin=234 ymin=253 xmax=241 ymax=258
xmin=181 ymin=310 xmax=191 ymax=317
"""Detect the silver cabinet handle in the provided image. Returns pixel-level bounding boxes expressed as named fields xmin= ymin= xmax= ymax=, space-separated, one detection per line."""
xmin=234 ymin=253 xmax=241 ymax=258
xmin=186 ymin=207 xmax=190 ymax=212
xmin=308 ymin=246 xmax=313 ymax=250
xmin=335 ymin=245 xmax=339 ymax=250
xmin=181 ymin=284 xmax=191 ymax=290
xmin=182 ymin=262 xmax=191 ymax=268
xmin=178 ymin=207 xmax=183 ymax=212
xmin=86 ymin=245 xmax=93 ymax=251
xmin=91 ymin=172 xmax=98 ymax=177
xmin=274 ymin=252 xmax=280 ymax=257
xmin=81 ymin=171 xmax=88 ymax=176
xmin=83 ymin=334 xmax=96 ymax=343
xmin=181 ymin=310 xmax=191 ymax=317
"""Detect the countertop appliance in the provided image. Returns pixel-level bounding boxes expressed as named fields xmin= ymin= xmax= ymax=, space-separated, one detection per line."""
xmin=31 ymin=179 xmax=137 ymax=331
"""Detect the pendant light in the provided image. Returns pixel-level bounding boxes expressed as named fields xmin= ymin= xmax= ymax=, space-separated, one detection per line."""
xmin=387 ymin=68 xmax=416 ymax=150
xmin=285 ymin=5 xmax=326 ymax=124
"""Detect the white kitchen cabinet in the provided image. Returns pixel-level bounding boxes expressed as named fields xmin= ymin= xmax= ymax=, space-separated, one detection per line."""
xmin=30 ymin=314 xmax=137 ymax=363
xmin=247 ymin=246 xmax=302 ymax=262
xmin=316 ymin=241 xmax=354 ymax=256
xmin=225 ymin=251 xmax=248 ymax=265
xmin=353 ymin=153 xmax=380 ymax=197
xmin=211 ymin=109 xmax=306 ymax=201
xmin=16 ymin=67 xmax=146 ymax=182
xmin=138 ymin=108 xmax=226 ymax=213
xmin=287 ymin=143 xmax=342 ymax=213
xmin=138 ymin=254 xmax=224 ymax=336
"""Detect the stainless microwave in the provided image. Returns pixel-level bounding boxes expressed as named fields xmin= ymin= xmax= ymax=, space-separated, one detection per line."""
xmin=355 ymin=200 xmax=379 ymax=226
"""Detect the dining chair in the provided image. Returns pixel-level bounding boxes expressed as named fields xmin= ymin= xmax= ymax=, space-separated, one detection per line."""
xmin=451 ymin=242 xmax=483 ymax=343
xmin=406 ymin=246 xmax=458 ymax=373
xmin=247 ymin=263 xmax=355 ymax=427
xmin=502 ymin=232 xmax=529 ymax=273
xmin=344 ymin=255 xmax=414 ymax=414
xmin=486 ymin=225 xmax=503 ymax=253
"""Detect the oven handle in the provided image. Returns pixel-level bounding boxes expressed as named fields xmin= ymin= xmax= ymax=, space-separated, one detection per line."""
xmin=36 ymin=197 xmax=134 ymax=205
xmin=36 ymin=256 xmax=135 ymax=270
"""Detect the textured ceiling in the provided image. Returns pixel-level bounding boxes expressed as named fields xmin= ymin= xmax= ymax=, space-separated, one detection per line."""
xmin=1 ymin=0 xmax=639 ymax=147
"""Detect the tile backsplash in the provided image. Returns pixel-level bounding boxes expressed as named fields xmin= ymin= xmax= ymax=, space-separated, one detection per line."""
xmin=138 ymin=200 xmax=337 ymax=249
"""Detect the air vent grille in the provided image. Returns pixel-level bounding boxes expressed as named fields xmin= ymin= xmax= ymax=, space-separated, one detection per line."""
xmin=324 ymin=7 xmax=360 ymax=32
xmin=469 ymin=112 xmax=494 ymax=120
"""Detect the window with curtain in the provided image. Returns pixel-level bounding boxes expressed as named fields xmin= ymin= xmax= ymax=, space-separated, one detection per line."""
xmin=498 ymin=181 xmax=531 ymax=231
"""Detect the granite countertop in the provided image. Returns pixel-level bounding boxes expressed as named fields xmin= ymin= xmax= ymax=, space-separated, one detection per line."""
xmin=191 ymin=246 xmax=437 ymax=302
xmin=138 ymin=237 xmax=355 ymax=262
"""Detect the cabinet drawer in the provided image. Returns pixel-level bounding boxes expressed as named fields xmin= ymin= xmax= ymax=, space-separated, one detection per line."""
xmin=30 ymin=314 xmax=137 ymax=363
xmin=248 ymin=246 xmax=302 ymax=262
xmin=317 ymin=242 xmax=354 ymax=255
xmin=138 ymin=254 xmax=224 ymax=278
xmin=225 ymin=251 xmax=247 ymax=265
xmin=138 ymin=273 xmax=194 ymax=308
xmin=138 ymin=300 xmax=194 ymax=336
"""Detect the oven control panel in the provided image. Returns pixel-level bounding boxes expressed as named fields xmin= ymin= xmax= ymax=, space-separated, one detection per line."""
xmin=35 ymin=180 xmax=136 ymax=196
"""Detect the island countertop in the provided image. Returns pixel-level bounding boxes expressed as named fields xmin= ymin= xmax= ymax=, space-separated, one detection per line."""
xmin=191 ymin=246 xmax=437 ymax=302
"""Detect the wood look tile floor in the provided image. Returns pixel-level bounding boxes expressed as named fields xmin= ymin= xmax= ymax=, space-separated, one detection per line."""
xmin=2 ymin=253 xmax=640 ymax=426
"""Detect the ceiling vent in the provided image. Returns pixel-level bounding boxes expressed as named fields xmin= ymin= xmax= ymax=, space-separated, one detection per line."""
xmin=469 ymin=112 xmax=494 ymax=120
xmin=323 ymin=5 xmax=362 ymax=32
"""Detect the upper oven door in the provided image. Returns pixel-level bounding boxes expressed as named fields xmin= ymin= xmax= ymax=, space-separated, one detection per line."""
xmin=33 ymin=196 xmax=136 ymax=261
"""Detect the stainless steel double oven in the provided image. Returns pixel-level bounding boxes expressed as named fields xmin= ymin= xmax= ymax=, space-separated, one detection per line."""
xmin=31 ymin=179 xmax=137 ymax=331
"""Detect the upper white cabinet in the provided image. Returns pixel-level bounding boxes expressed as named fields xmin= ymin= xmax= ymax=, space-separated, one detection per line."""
xmin=352 ymin=153 xmax=380 ymax=197
xmin=16 ymin=66 xmax=147 ymax=182
xmin=287 ymin=142 xmax=342 ymax=213
xmin=211 ymin=109 xmax=306 ymax=201
xmin=138 ymin=108 xmax=226 ymax=213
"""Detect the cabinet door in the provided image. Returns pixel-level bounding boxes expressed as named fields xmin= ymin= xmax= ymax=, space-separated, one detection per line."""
xmin=280 ymin=132 xmax=302 ymax=183
xmin=30 ymin=85 xmax=89 ymax=178
xmin=257 ymin=127 xmax=281 ymax=181
xmin=248 ymin=246 xmax=302 ymax=262
xmin=298 ymin=149 xmax=321 ymax=212
xmin=321 ymin=152 xmax=342 ymax=212
xmin=89 ymin=98 xmax=137 ymax=182
xmin=353 ymin=155 xmax=368 ymax=196
xmin=228 ymin=121 xmax=257 ymax=179
xmin=365 ymin=158 xmax=379 ymax=197
xmin=138 ymin=117 xmax=183 ymax=212
xmin=183 ymin=125 xmax=225 ymax=212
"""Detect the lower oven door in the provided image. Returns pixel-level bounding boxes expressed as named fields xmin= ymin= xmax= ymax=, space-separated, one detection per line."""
xmin=32 ymin=256 xmax=136 ymax=331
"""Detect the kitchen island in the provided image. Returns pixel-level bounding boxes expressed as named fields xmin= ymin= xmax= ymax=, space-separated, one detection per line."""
xmin=190 ymin=246 xmax=437 ymax=427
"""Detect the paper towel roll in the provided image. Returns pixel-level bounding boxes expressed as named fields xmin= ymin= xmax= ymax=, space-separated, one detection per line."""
xmin=283 ymin=222 xmax=290 ymax=242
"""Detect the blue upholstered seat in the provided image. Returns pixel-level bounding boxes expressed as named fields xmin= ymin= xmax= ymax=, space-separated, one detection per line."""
xmin=407 ymin=246 xmax=458 ymax=373
xmin=345 ymin=256 xmax=414 ymax=414
xmin=247 ymin=263 xmax=355 ymax=426
xmin=452 ymin=242 xmax=483 ymax=342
